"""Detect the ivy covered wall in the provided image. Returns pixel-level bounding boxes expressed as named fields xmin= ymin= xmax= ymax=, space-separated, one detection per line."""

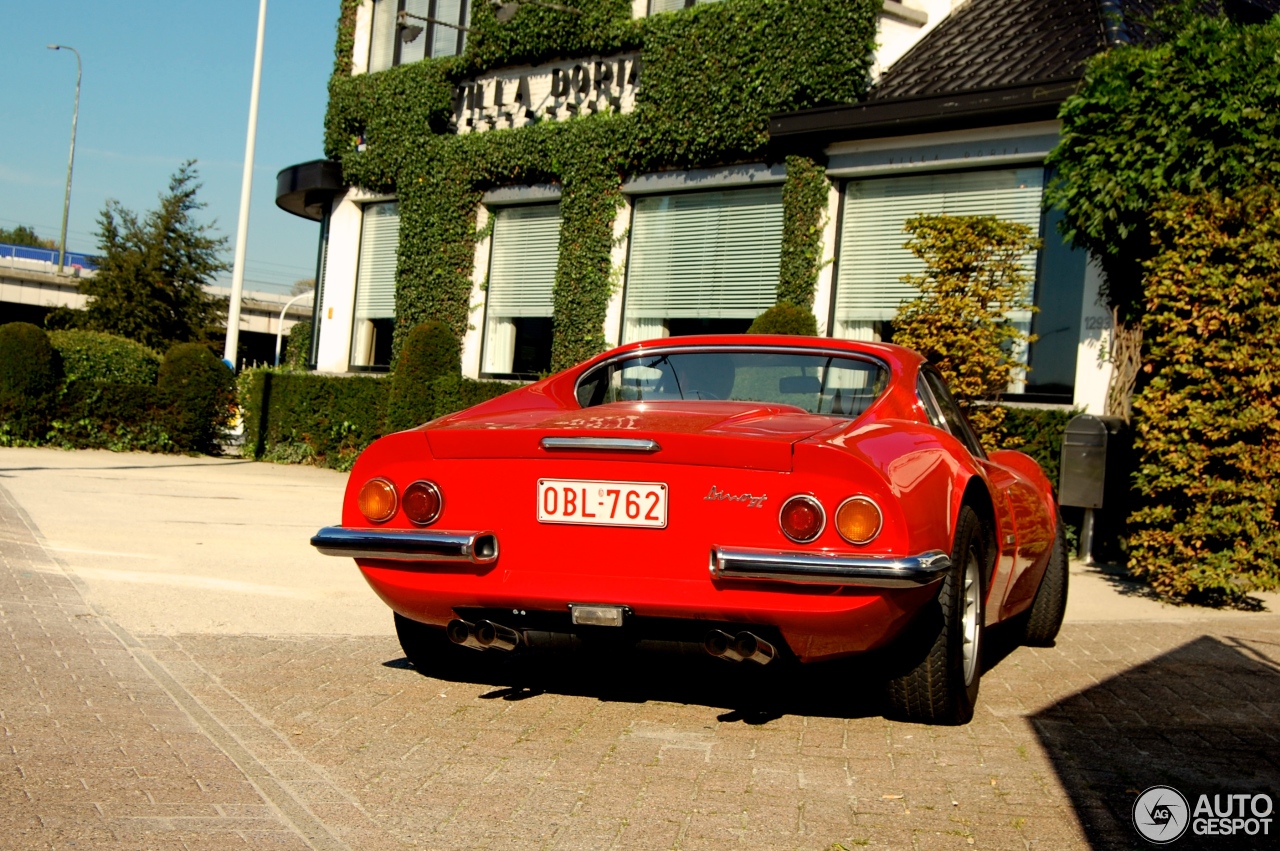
xmin=324 ymin=0 xmax=878 ymax=370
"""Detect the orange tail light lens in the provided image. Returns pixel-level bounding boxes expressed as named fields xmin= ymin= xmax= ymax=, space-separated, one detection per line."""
xmin=779 ymin=495 xmax=825 ymax=543
xmin=402 ymin=480 xmax=442 ymax=526
xmin=835 ymin=496 xmax=883 ymax=545
xmin=358 ymin=478 xmax=397 ymax=523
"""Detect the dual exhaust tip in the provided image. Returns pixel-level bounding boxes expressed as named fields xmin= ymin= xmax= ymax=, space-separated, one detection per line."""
xmin=447 ymin=619 xmax=521 ymax=652
xmin=703 ymin=629 xmax=776 ymax=665
xmin=447 ymin=619 xmax=775 ymax=665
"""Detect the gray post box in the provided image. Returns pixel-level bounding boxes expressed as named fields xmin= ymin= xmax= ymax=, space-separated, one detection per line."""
xmin=1059 ymin=414 xmax=1130 ymax=562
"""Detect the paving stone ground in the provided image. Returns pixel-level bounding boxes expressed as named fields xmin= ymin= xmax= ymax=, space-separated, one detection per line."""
xmin=2 ymin=463 xmax=1279 ymax=849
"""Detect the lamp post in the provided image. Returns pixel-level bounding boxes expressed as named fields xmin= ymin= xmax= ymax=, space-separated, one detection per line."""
xmin=223 ymin=0 xmax=269 ymax=370
xmin=47 ymin=44 xmax=80 ymax=276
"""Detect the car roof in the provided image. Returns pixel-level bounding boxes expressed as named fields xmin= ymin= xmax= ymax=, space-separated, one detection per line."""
xmin=590 ymin=334 xmax=925 ymax=373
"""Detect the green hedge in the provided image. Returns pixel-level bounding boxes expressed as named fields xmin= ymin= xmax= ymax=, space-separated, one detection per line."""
xmin=0 ymin=322 xmax=62 ymax=442
xmin=48 ymin=330 xmax=161 ymax=385
xmin=1127 ymin=187 xmax=1280 ymax=605
xmin=241 ymin=368 xmax=518 ymax=471
xmin=996 ymin=405 xmax=1076 ymax=489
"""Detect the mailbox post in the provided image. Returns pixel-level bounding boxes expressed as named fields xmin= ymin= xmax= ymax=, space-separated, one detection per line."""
xmin=1059 ymin=414 xmax=1130 ymax=563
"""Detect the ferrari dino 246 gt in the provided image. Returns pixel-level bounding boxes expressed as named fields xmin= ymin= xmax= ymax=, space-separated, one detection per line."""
xmin=312 ymin=336 xmax=1067 ymax=725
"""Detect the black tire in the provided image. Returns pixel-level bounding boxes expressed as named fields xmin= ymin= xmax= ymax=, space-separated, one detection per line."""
xmin=1021 ymin=514 xmax=1068 ymax=646
xmin=394 ymin=613 xmax=474 ymax=677
xmin=885 ymin=505 xmax=988 ymax=725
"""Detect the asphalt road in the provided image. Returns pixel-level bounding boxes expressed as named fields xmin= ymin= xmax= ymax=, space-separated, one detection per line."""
xmin=2 ymin=446 xmax=1278 ymax=850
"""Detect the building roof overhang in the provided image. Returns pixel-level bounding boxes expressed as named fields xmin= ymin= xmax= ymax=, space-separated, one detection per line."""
xmin=275 ymin=159 xmax=346 ymax=221
xmin=769 ymin=78 xmax=1079 ymax=153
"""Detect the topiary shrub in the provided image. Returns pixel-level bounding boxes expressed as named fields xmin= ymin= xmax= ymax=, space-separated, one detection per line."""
xmin=747 ymin=302 xmax=819 ymax=336
xmin=157 ymin=342 xmax=235 ymax=454
xmin=283 ymin=320 xmax=312 ymax=370
xmin=1127 ymin=187 xmax=1280 ymax=606
xmin=0 ymin=322 xmax=63 ymax=442
xmin=48 ymin=330 xmax=162 ymax=385
xmin=384 ymin=320 xmax=462 ymax=432
xmin=891 ymin=214 xmax=1040 ymax=451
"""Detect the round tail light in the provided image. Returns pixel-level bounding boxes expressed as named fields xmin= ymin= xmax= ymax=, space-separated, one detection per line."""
xmin=358 ymin=478 xmax=397 ymax=523
xmin=779 ymin=495 xmax=825 ymax=543
xmin=402 ymin=480 xmax=442 ymax=525
xmin=835 ymin=496 xmax=883 ymax=545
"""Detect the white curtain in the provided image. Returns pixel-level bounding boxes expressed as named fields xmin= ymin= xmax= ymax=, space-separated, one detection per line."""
xmin=482 ymin=318 xmax=517 ymax=374
xmin=623 ymin=316 xmax=669 ymax=344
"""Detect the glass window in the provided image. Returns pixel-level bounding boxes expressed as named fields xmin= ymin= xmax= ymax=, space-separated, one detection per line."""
xmin=1026 ymin=203 xmax=1087 ymax=398
xmin=308 ymin=207 xmax=331 ymax=367
xmin=576 ymin=349 xmax=888 ymax=417
xmin=622 ymin=185 xmax=784 ymax=344
xmin=920 ymin=368 xmax=986 ymax=459
xmin=831 ymin=168 xmax=1043 ymax=389
xmin=370 ymin=0 xmax=469 ymax=71
xmin=350 ymin=201 xmax=400 ymax=370
xmin=481 ymin=204 xmax=561 ymax=377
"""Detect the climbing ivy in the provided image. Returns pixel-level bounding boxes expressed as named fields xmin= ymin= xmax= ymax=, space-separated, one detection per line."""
xmin=777 ymin=155 xmax=830 ymax=308
xmin=324 ymin=0 xmax=877 ymax=368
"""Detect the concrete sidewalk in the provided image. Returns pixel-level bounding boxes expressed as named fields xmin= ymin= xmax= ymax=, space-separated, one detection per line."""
xmin=2 ymin=446 xmax=1278 ymax=850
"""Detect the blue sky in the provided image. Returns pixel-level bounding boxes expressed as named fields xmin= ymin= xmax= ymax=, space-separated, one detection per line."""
xmin=1 ymin=1 xmax=339 ymax=294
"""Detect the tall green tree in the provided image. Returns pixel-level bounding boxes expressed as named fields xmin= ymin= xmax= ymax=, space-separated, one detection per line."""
xmin=1045 ymin=3 xmax=1280 ymax=416
xmin=73 ymin=161 xmax=229 ymax=351
xmin=0 ymin=225 xmax=54 ymax=248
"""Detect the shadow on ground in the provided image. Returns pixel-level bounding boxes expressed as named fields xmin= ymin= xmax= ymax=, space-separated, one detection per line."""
xmin=1032 ymin=635 xmax=1280 ymax=850
xmin=385 ymin=621 xmax=1029 ymax=724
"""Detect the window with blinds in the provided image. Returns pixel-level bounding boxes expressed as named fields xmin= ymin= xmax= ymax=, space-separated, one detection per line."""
xmin=351 ymin=201 xmax=400 ymax=369
xmin=649 ymin=0 xmax=721 ymax=13
xmin=831 ymin=168 xmax=1044 ymax=343
xmin=367 ymin=0 xmax=397 ymax=72
xmin=622 ymin=185 xmax=784 ymax=343
xmin=481 ymin=204 xmax=561 ymax=376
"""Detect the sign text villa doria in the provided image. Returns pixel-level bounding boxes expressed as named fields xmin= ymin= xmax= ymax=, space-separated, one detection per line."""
xmin=452 ymin=53 xmax=641 ymax=134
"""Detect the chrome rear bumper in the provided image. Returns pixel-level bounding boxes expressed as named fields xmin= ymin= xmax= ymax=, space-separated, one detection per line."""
xmin=311 ymin=527 xmax=499 ymax=564
xmin=710 ymin=546 xmax=950 ymax=588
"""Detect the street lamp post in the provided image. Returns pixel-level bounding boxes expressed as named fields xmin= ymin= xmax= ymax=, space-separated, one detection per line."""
xmin=47 ymin=44 xmax=81 ymax=277
xmin=223 ymin=0 xmax=269 ymax=370
xmin=274 ymin=290 xmax=313 ymax=367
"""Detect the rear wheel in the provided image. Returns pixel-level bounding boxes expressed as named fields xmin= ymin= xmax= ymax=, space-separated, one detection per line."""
xmin=885 ymin=505 xmax=987 ymax=725
xmin=394 ymin=613 xmax=473 ymax=677
xmin=1021 ymin=514 xmax=1068 ymax=646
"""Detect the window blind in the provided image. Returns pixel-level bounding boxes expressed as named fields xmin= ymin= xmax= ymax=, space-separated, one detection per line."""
xmin=833 ymin=168 xmax=1044 ymax=325
xmin=368 ymin=0 xmax=397 ymax=72
xmin=624 ymin=186 xmax=783 ymax=322
xmin=354 ymin=202 xmax=400 ymax=320
xmin=432 ymin=0 xmax=468 ymax=57
xmin=485 ymin=204 xmax=561 ymax=319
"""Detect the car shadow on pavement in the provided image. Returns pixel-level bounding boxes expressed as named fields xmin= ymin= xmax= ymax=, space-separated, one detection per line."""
xmin=387 ymin=621 xmax=1029 ymax=723
xmin=1030 ymin=635 xmax=1280 ymax=849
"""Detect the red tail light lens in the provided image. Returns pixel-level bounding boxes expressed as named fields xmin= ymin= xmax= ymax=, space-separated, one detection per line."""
xmin=358 ymin=478 xmax=397 ymax=523
xmin=402 ymin=480 xmax=443 ymax=526
xmin=779 ymin=495 xmax=825 ymax=543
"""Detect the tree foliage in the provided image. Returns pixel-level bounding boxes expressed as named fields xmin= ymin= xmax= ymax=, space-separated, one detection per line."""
xmin=747 ymin=302 xmax=818 ymax=336
xmin=1127 ymin=186 xmax=1280 ymax=605
xmin=72 ymin=162 xmax=229 ymax=351
xmin=0 ymin=225 xmax=54 ymax=249
xmin=891 ymin=215 xmax=1039 ymax=450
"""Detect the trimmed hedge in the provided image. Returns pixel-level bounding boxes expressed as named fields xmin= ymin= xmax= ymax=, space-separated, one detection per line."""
xmin=747 ymin=303 xmax=819 ymax=336
xmin=46 ymin=381 xmax=175 ymax=453
xmin=241 ymin=366 xmax=519 ymax=472
xmin=0 ymin=322 xmax=63 ymax=442
xmin=996 ymin=405 xmax=1076 ymax=489
xmin=158 ymin=343 xmax=236 ymax=455
xmin=384 ymin=320 xmax=462 ymax=432
xmin=1127 ymin=187 xmax=1280 ymax=605
xmin=48 ymin=330 xmax=161 ymax=385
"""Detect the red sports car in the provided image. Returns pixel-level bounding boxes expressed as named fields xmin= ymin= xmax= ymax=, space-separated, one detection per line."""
xmin=312 ymin=335 xmax=1067 ymax=725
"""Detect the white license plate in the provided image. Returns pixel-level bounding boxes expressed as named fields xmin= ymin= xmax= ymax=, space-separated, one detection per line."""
xmin=537 ymin=479 xmax=668 ymax=528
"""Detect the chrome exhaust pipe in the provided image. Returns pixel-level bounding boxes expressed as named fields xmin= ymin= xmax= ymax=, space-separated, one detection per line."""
xmin=475 ymin=620 xmax=521 ymax=652
xmin=704 ymin=629 xmax=746 ymax=662
xmin=446 ymin=619 xmax=486 ymax=651
xmin=733 ymin=631 xmax=776 ymax=666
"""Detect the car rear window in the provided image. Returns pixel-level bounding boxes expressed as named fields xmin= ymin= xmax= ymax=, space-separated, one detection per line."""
xmin=575 ymin=349 xmax=889 ymax=417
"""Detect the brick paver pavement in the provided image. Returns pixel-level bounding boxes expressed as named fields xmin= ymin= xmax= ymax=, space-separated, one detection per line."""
xmin=3 ymin=476 xmax=1279 ymax=850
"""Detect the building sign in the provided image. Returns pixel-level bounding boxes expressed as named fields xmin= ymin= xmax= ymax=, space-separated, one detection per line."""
xmin=453 ymin=53 xmax=641 ymax=134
